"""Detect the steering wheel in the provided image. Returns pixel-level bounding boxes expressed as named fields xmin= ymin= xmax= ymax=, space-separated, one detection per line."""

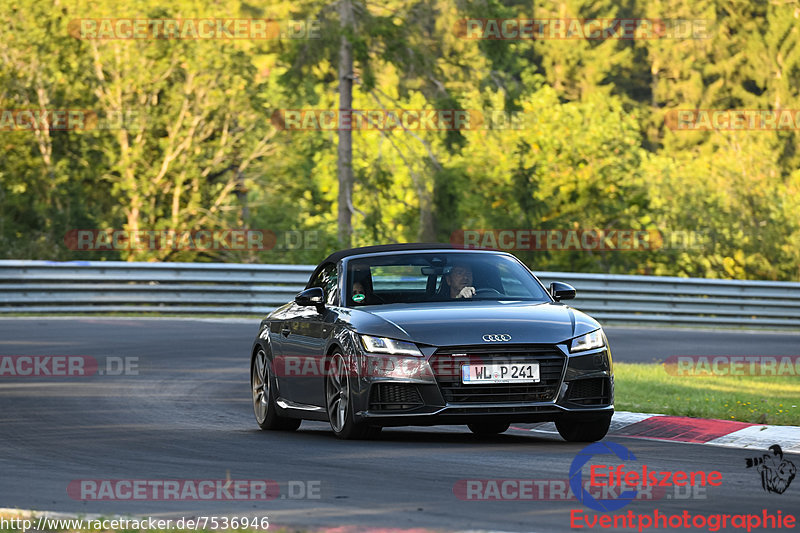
xmin=474 ymin=288 xmax=503 ymax=297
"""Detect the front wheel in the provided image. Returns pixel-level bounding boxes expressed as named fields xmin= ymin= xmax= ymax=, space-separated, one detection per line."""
xmin=252 ymin=348 xmax=301 ymax=431
xmin=325 ymin=351 xmax=381 ymax=440
xmin=555 ymin=413 xmax=612 ymax=442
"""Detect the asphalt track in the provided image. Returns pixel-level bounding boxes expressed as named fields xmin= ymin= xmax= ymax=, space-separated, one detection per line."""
xmin=0 ymin=318 xmax=798 ymax=532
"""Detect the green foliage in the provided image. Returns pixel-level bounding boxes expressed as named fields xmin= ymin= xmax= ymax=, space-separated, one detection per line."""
xmin=0 ymin=0 xmax=798 ymax=279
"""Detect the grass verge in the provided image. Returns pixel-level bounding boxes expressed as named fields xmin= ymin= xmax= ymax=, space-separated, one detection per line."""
xmin=614 ymin=362 xmax=800 ymax=426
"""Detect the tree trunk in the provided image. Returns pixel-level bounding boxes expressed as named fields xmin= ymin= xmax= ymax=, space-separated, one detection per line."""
xmin=337 ymin=0 xmax=355 ymax=247
xmin=418 ymin=184 xmax=436 ymax=242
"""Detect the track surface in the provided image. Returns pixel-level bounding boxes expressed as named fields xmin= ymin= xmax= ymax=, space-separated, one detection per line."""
xmin=0 ymin=318 xmax=798 ymax=531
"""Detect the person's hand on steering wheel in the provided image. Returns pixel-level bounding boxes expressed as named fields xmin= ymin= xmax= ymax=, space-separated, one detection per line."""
xmin=456 ymin=286 xmax=476 ymax=298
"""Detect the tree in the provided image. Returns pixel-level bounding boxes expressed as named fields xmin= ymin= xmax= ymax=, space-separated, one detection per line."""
xmin=337 ymin=0 xmax=355 ymax=246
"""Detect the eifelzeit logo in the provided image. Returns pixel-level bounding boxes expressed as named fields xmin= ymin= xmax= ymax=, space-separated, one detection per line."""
xmin=745 ymin=444 xmax=797 ymax=494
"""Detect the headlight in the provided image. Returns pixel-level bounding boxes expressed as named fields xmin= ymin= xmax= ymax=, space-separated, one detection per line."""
xmin=570 ymin=329 xmax=605 ymax=353
xmin=360 ymin=335 xmax=423 ymax=356
xmin=363 ymin=355 xmax=434 ymax=380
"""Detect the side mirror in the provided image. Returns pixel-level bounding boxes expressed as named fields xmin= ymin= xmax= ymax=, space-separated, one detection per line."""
xmin=550 ymin=282 xmax=576 ymax=302
xmin=295 ymin=287 xmax=325 ymax=308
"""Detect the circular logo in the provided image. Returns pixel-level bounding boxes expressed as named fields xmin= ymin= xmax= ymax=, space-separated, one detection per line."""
xmin=569 ymin=441 xmax=638 ymax=512
xmin=482 ymin=334 xmax=511 ymax=342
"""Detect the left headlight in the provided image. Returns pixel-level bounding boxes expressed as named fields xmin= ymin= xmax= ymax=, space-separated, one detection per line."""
xmin=570 ymin=329 xmax=605 ymax=353
xmin=360 ymin=335 xmax=423 ymax=356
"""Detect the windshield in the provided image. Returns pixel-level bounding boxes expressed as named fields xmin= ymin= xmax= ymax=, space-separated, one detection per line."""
xmin=344 ymin=252 xmax=550 ymax=307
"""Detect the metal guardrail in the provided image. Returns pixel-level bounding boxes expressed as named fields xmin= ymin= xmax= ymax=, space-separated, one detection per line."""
xmin=1 ymin=260 xmax=799 ymax=329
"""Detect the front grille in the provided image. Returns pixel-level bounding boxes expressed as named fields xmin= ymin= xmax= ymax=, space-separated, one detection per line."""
xmin=369 ymin=383 xmax=424 ymax=411
xmin=430 ymin=345 xmax=565 ymax=404
xmin=567 ymin=378 xmax=611 ymax=405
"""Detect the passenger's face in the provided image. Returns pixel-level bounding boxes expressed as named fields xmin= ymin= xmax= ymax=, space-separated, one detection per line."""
xmin=448 ymin=266 xmax=472 ymax=290
xmin=353 ymin=282 xmax=365 ymax=296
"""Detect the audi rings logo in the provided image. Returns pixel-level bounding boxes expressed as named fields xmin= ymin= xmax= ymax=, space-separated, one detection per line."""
xmin=482 ymin=334 xmax=511 ymax=342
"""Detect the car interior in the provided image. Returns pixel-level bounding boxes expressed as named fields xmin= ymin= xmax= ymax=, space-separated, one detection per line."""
xmin=346 ymin=258 xmax=534 ymax=306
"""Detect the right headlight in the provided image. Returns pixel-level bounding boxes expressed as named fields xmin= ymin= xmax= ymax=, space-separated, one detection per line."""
xmin=359 ymin=335 xmax=423 ymax=356
xmin=358 ymin=335 xmax=433 ymax=381
xmin=570 ymin=329 xmax=605 ymax=353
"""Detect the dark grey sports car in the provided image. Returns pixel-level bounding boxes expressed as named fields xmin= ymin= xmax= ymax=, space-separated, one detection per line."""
xmin=250 ymin=243 xmax=614 ymax=441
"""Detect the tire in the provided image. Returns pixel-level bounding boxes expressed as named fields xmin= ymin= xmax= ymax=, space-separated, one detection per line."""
xmin=555 ymin=413 xmax=612 ymax=442
xmin=325 ymin=350 xmax=381 ymax=440
xmin=252 ymin=347 xmax=301 ymax=431
xmin=468 ymin=421 xmax=510 ymax=435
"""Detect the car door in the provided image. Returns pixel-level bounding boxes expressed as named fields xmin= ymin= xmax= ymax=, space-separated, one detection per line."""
xmin=265 ymin=304 xmax=295 ymax=403
xmin=282 ymin=262 xmax=340 ymax=408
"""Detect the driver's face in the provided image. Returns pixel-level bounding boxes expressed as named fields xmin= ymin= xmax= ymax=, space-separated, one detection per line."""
xmin=448 ymin=265 xmax=473 ymax=290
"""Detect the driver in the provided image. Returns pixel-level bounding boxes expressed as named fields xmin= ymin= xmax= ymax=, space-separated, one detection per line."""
xmin=445 ymin=263 xmax=475 ymax=299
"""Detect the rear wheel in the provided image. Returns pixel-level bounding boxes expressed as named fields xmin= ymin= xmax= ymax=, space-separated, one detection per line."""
xmin=555 ymin=413 xmax=612 ymax=442
xmin=468 ymin=421 xmax=510 ymax=435
xmin=325 ymin=350 xmax=381 ymax=440
xmin=252 ymin=348 xmax=301 ymax=431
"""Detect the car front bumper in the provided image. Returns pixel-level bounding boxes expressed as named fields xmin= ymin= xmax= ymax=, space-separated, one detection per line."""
xmin=351 ymin=343 xmax=614 ymax=426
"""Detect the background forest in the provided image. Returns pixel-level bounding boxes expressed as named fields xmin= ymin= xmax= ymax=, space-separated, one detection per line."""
xmin=1 ymin=0 xmax=799 ymax=280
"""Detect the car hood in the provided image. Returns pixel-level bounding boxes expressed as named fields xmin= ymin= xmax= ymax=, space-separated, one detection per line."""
xmin=348 ymin=301 xmax=600 ymax=347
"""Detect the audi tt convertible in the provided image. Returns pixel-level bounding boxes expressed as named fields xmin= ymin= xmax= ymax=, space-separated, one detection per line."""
xmin=250 ymin=244 xmax=614 ymax=441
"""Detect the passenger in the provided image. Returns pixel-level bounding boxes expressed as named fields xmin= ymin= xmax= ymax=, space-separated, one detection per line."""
xmin=352 ymin=281 xmax=368 ymax=304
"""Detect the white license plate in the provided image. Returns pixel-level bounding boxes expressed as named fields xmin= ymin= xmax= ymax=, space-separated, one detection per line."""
xmin=461 ymin=363 xmax=540 ymax=384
